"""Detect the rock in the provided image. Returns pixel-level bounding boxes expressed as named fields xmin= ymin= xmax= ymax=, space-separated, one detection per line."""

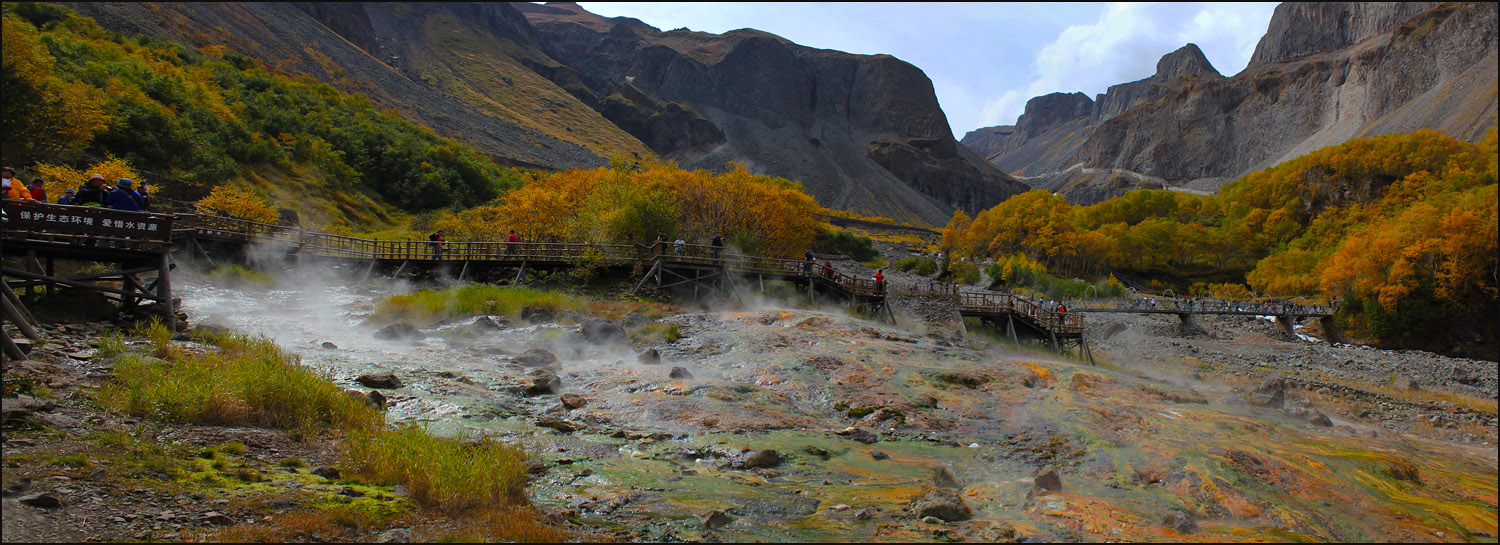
xmin=854 ymin=507 xmax=877 ymax=520
xmin=1248 ymin=378 xmax=1286 ymax=408
xmin=911 ymin=488 xmax=970 ymax=522
xmin=472 ymin=316 xmax=507 ymax=331
xmin=524 ymin=373 xmax=562 ymax=396
xmin=320 ymin=341 xmax=338 ymax=350
xmin=580 ymin=319 xmax=627 ymax=344
xmin=703 ymin=509 xmax=735 ymax=530
xmin=838 ymin=427 xmax=879 ymax=444
xmin=1162 ymin=509 xmax=1198 ymax=533
xmin=1284 ymin=406 xmax=1332 ymax=427
xmin=560 ymin=393 xmax=588 ymax=409
xmin=637 ymin=348 xmax=661 ymax=364
xmin=373 ymin=322 xmax=425 ymax=341
xmin=365 ymin=390 xmax=387 ymax=409
xmin=1099 ymin=322 xmax=1127 ymax=340
xmin=520 ymin=305 xmax=554 ymax=323
xmin=513 ymin=348 xmax=560 ymax=368
xmin=739 ymin=449 xmax=781 ymax=469
xmin=374 ymin=529 xmax=411 ymax=543
xmin=1393 ymin=376 xmax=1420 ymax=390
xmin=311 ymin=466 xmax=340 ymax=480
xmin=1033 ymin=466 xmax=1062 ymax=491
xmin=535 ymin=416 xmax=583 ymax=433
xmin=200 ymin=512 xmax=235 ymax=526
xmin=18 ymin=493 xmax=61 ymax=508
xmin=1 ymin=478 xmax=33 ymax=497
xmin=668 ymin=366 xmax=694 ymax=379
xmin=356 ymin=372 xmax=404 ymax=389
xmin=620 ymin=310 xmax=651 ymax=328
xmin=869 ymin=450 xmax=890 ymax=460
xmin=932 ymin=467 xmax=962 ymax=489
xmin=345 ymin=389 xmax=382 ymax=410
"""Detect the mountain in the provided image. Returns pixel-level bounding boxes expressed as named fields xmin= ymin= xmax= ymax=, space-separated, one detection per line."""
xmin=514 ymin=3 xmax=1026 ymax=225
xmin=962 ymin=1 xmax=1498 ymax=205
xmin=58 ymin=1 xmax=1025 ymax=226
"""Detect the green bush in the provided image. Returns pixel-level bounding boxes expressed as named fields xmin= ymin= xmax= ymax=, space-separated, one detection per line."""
xmin=371 ymin=286 xmax=588 ymax=326
xmin=893 ymin=256 xmax=938 ymax=275
xmin=812 ymin=228 xmax=879 ymax=262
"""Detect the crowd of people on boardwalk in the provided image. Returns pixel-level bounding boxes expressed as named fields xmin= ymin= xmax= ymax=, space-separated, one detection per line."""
xmin=2 ymin=167 xmax=151 ymax=211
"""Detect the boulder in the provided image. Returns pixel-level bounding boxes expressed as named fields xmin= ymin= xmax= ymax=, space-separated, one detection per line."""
xmin=520 ymin=305 xmax=554 ymax=323
xmin=321 ymin=341 xmax=338 ymax=349
xmin=374 ymin=322 xmax=425 ymax=341
xmin=513 ymin=348 xmax=560 ymax=368
xmin=932 ymin=466 xmax=962 ymax=489
xmin=869 ymin=449 xmax=890 ymax=460
xmin=668 ymin=366 xmax=694 ymax=379
xmin=356 ymin=372 xmax=404 ymax=389
xmin=18 ymin=493 xmax=61 ymax=508
xmin=524 ymin=372 xmax=562 ymax=397
xmin=739 ymin=449 xmax=781 ymax=469
xmin=703 ymin=509 xmax=735 ymax=530
xmin=311 ymin=466 xmax=340 ymax=480
xmin=1033 ymin=466 xmax=1063 ymax=491
xmin=472 ymin=316 xmax=508 ymax=331
xmin=637 ymin=348 xmax=661 ymax=364
xmin=1248 ymin=378 xmax=1286 ymax=408
xmin=535 ymin=416 xmax=583 ymax=433
xmin=837 ymin=427 xmax=879 ymax=444
xmin=560 ymin=393 xmax=588 ymax=409
xmin=581 ymin=318 xmax=627 ymax=344
xmin=1163 ymin=509 xmax=1198 ymax=533
xmin=911 ymin=488 xmax=970 ymax=521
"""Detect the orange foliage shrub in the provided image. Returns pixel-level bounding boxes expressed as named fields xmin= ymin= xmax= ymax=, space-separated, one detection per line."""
xmin=196 ymin=186 xmax=280 ymax=224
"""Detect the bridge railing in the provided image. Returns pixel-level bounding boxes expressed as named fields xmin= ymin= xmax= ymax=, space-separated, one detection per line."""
xmin=958 ymin=292 xmax=1084 ymax=334
xmin=2 ymin=200 xmax=175 ymax=253
xmin=1066 ymin=296 xmax=1333 ymax=316
xmin=647 ymin=242 xmax=887 ymax=296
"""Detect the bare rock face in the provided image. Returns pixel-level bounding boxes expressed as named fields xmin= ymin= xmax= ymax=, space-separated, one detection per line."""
xmin=517 ymin=2 xmax=1028 ymax=225
xmin=911 ymin=487 xmax=971 ymax=521
xmin=969 ymin=2 xmax=1496 ymax=205
xmin=1248 ymin=2 xmax=1439 ymax=67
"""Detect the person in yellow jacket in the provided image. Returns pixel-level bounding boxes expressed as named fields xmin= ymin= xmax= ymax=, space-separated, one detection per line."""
xmin=2 ymin=167 xmax=37 ymax=201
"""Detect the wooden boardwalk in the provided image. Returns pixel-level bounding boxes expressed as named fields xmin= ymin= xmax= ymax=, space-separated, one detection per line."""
xmin=7 ymin=201 xmax=1334 ymax=360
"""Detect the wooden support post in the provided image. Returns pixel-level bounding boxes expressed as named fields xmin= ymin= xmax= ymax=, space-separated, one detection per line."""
xmin=157 ymin=253 xmax=175 ymax=331
xmin=2 ymin=330 xmax=26 ymax=362
xmin=393 ymin=260 xmax=410 ymax=278
xmin=1006 ymin=314 xmax=1019 ymax=346
xmin=513 ymin=261 xmax=528 ymax=285
xmin=360 ymin=259 xmax=378 ymax=283
xmin=458 ymin=260 xmax=470 ymax=283
xmin=1 ymin=290 xmax=41 ymax=340
xmin=0 ymin=280 xmax=39 ymax=331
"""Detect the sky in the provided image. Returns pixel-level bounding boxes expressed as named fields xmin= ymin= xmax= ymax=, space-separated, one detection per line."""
xmin=574 ymin=2 xmax=1279 ymax=140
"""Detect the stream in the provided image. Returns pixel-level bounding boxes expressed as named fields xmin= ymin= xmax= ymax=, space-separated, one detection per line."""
xmin=175 ymin=272 xmax=1499 ymax=542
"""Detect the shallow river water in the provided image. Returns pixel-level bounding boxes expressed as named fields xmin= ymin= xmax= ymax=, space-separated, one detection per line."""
xmin=176 ymin=274 xmax=1499 ymax=542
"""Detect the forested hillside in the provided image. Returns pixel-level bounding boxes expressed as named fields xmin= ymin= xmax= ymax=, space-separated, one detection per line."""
xmin=943 ymin=129 xmax=1498 ymax=357
xmin=1 ymin=2 xmax=524 ymax=226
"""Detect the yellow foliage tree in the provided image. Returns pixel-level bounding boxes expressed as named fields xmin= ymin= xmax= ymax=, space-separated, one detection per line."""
xmin=196 ymin=186 xmax=280 ymax=224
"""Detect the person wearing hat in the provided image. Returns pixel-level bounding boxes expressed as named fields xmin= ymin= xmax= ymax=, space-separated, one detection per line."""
xmin=74 ymin=173 xmax=109 ymax=207
xmin=57 ymin=188 xmax=76 ymax=205
xmin=2 ymin=167 xmax=35 ymax=201
xmin=105 ymin=178 xmax=144 ymax=211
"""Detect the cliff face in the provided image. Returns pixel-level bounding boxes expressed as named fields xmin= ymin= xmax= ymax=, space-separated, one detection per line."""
xmin=517 ymin=2 xmax=1027 ymax=225
xmin=968 ymin=2 xmax=1497 ymax=205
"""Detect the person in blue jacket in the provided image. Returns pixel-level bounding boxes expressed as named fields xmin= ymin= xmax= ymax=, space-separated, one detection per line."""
xmin=105 ymin=178 xmax=144 ymax=211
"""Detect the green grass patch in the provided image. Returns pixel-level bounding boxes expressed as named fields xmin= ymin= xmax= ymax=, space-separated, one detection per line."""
xmin=342 ymin=425 xmax=529 ymax=512
xmin=631 ymin=322 xmax=682 ymax=344
xmin=96 ymin=321 xmax=382 ymax=439
xmin=207 ymin=264 xmax=276 ymax=289
xmin=371 ymin=285 xmax=589 ymax=326
xmin=892 ymin=256 xmax=939 ymax=275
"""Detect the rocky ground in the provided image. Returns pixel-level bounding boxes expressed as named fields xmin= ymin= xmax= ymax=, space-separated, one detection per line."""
xmin=3 ymin=227 xmax=1496 ymax=542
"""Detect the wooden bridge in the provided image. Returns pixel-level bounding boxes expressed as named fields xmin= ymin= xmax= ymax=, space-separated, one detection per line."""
xmin=5 ymin=201 xmax=1333 ymax=363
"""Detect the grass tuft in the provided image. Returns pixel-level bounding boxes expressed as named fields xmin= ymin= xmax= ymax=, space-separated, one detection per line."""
xmin=371 ymin=285 xmax=588 ymax=326
xmin=342 ymin=425 xmax=529 ymax=512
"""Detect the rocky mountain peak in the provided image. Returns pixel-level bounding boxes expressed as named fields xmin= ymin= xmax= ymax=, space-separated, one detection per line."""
xmin=1154 ymin=43 xmax=1220 ymax=81
xmin=1248 ymin=2 xmax=1439 ymax=67
xmin=1016 ymin=92 xmax=1094 ymax=139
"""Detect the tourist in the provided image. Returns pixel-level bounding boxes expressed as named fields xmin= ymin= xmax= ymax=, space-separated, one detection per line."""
xmin=874 ymin=269 xmax=885 ymax=292
xmin=803 ymin=250 xmax=815 ymax=275
xmin=74 ymin=174 xmax=109 ymax=207
xmin=656 ymin=229 xmax=668 ymax=257
xmin=2 ymin=167 xmax=34 ymax=201
xmin=105 ymin=178 xmax=144 ymax=211
xmin=674 ymin=236 xmax=685 ymax=256
xmin=56 ymin=188 xmax=75 ymax=205
xmin=822 ymin=260 xmax=835 ymax=279
xmin=137 ymin=183 xmax=152 ymax=210
xmin=429 ymin=231 xmax=446 ymax=259
xmin=28 ymin=179 xmax=46 ymax=202
xmin=506 ymin=229 xmax=519 ymax=256
xmin=710 ymin=233 xmax=724 ymax=261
